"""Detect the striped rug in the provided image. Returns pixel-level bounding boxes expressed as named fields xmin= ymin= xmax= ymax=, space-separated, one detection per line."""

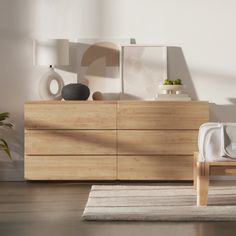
xmin=82 ymin=185 xmax=236 ymax=221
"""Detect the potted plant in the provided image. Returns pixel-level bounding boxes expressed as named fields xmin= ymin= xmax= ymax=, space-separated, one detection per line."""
xmin=0 ymin=112 xmax=13 ymax=159
xmin=159 ymin=79 xmax=185 ymax=94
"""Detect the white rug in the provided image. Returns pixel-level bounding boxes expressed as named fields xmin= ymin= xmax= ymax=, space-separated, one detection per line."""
xmin=82 ymin=185 xmax=236 ymax=221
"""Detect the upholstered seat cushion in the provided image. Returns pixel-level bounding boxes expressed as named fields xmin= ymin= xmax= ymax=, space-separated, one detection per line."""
xmin=198 ymin=123 xmax=236 ymax=162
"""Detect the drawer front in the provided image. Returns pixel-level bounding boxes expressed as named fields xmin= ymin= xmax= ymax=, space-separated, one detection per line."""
xmin=210 ymin=166 xmax=236 ymax=176
xmin=25 ymin=102 xmax=116 ymax=129
xmin=25 ymin=156 xmax=117 ymax=180
xmin=25 ymin=130 xmax=116 ymax=155
xmin=117 ymin=101 xmax=209 ymax=129
xmin=118 ymin=156 xmax=193 ymax=180
xmin=118 ymin=130 xmax=198 ymax=155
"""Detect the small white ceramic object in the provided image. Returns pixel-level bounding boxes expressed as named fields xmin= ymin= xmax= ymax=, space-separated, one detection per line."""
xmin=39 ymin=67 xmax=64 ymax=100
xmin=159 ymin=84 xmax=185 ymax=94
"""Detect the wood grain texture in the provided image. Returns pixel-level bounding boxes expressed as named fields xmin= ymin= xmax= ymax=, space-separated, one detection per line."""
xmin=117 ymin=156 xmax=193 ymax=180
xmin=25 ymin=101 xmax=116 ymax=129
xmin=208 ymin=162 xmax=236 ymax=166
xmin=25 ymin=130 xmax=116 ymax=155
xmin=24 ymin=101 xmax=209 ymax=181
xmin=195 ymin=152 xmax=236 ymax=206
xmin=25 ymin=156 xmax=117 ymax=180
xmin=117 ymin=101 xmax=209 ymax=130
xmin=193 ymin=152 xmax=198 ymax=189
xmin=210 ymin=166 xmax=236 ymax=176
xmin=197 ymin=162 xmax=209 ymax=206
xmin=118 ymin=130 xmax=198 ymax=155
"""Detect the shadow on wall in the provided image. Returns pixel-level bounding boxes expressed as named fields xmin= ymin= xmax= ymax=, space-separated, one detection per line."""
xmin=58 ymin=41 xmax=121 ymax=99
xmin=0 ymin=0 xmax=37 ymax=181
xmin=167 ymin=46 xmax=198 ymax=100
xmin=189 ymin=66 xmax=236 ymax=122
xmin=59 ymin=44 xmax=197 ymax=101
xmin=58 ymin=41 xmax=120 ymax=82
xmin=58 ymin=42 xmax=78 ymax=75
xmin=57 ymin=44 xmax=236 ymax=123
xmin=210 ymin=98 xmax=236 ymax=122
xmin=0 ymin=128 xmax=23 ymax=180
xmin=167 ymin=47 xmax=236 ymax=123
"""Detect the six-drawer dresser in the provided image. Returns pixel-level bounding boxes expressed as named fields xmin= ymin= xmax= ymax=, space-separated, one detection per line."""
xmin=24 ymin=101 xmax=209 ymax=181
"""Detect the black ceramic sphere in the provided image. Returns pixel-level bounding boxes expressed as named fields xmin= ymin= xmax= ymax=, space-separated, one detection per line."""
xmin=62 ymin=83 xmax=90 ymax=100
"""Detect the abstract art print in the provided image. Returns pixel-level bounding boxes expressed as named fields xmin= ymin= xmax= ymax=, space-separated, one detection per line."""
xmin=77 ymin=39 xmax=129 ymax=100
xmin=121 ymin=46 xmax=167 ymax=100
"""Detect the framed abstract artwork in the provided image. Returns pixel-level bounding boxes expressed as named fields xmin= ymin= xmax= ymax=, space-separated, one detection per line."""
xmin=121 ymin=45 xmax=167 ymax=100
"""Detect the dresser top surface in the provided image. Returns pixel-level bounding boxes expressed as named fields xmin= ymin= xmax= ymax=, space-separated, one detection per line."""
xmin=25 ymin=100 xmax=209 ymax=104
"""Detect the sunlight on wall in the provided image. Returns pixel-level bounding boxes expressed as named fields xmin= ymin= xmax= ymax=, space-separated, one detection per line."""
xmin=100 ymin=0 xmax=236 ymax=122
xmin=1 ymin=0 xmax=236 ymax=180
xmin=0 ymin=0 xmax=101 ymax=180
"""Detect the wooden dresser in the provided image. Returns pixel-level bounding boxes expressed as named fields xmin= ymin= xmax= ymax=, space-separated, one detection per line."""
xmin=24 ymin=101 xmax=209 ymax=181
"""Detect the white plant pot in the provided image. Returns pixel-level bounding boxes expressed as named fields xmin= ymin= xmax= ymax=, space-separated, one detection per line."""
xmin=159 ymin=85 xmax=185 ymax=94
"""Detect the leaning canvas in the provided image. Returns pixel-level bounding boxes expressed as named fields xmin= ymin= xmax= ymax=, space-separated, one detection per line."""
xmin=121 ymin=46 xmax=167 ymax=100
xmin=77 ymin=39 xmax=129 ymax=100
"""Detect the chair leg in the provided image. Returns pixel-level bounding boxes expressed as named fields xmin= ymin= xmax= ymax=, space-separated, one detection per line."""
xmin=193 ymin=152 xmax=198 ymax=190
xmin=197 ymin=162 xmax=209 ymax=206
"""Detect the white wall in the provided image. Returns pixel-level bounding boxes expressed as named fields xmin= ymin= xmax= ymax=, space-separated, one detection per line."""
xmin=1 ymin=0 xmax=236 ymax=180
xmin=0 ymin=0 xmax=101 ymax=180
xmin=100 ymin=0 xmax=236 ymax=121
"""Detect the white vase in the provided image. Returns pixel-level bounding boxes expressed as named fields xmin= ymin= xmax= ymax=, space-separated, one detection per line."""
xmin=39 ymin=67 xmax=64 ymax=100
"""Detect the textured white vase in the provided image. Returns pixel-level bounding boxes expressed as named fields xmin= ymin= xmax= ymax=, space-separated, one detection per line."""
xmin=39 ymin=67 xmax=64 ymax=100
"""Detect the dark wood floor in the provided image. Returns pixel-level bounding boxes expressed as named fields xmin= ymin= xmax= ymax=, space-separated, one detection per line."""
xmin=0 ymin=182 xmax=236 ymax=236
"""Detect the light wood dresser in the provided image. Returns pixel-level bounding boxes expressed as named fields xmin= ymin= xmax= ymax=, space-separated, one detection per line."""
xmin=24 ymin=101 xmax=209 ymax=181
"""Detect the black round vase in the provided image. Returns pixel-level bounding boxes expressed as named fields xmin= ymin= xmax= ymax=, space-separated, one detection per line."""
xmin=62 ymin=83 xmax=90 ymax=100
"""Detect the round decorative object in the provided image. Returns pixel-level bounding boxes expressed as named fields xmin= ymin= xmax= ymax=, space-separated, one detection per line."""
xmin=92 ymin=91 xmax=103 ymax=100
xmin=39 ymin=68 xmax=64 ymax=100
xmin=62 ymin=83 xmax=90 ymax=100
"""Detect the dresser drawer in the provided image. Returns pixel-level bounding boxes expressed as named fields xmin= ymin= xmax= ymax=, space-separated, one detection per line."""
xmin=25 ymin=130 xmax=116 ymax=155
xmin=25 ymin=101 xmax=116 ymax=129
xmin=25 ymin=156 xmax=117 ymax=180
xmin=117 ymin=101 xmax=209 ymax=129
xmin=118 ymin=130 xmax=198 ymax=155
xmin=210 ymin=166 xmax=236 ymax=176
xmin=118 ymin=156 xmax=193 ymax=180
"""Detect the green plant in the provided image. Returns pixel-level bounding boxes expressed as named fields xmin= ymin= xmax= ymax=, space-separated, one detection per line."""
xmin=0 ymin=112 xmax=13 ymax=159
xmin=163 ymin=79 xmax=182 ymax=85
xmin=163 ymin=79 xmax=173 ymax=85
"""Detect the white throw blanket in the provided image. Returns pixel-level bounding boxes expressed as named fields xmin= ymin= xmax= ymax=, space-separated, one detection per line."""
xmin=198 ymin=123 xmax=236 ymax=162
